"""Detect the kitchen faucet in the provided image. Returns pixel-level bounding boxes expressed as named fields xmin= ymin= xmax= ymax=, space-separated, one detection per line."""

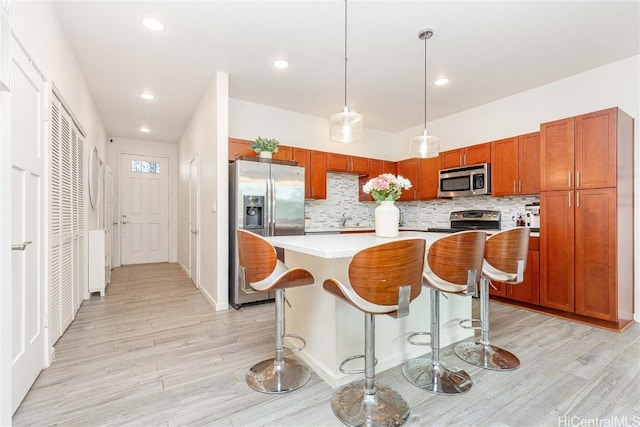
xmin=340 ymin=212 xmax=353 ymax=226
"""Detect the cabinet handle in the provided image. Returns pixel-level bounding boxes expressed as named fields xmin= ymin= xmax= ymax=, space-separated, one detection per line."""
xmin=568 ymin=172 xmax=572 ymax=188
xmin=459 ymin=155 xmax=463 ymax=166
xmin=518 ymin=180 xmax=522 ymax=193
xmin=568 ymin=192 xmax=572 ymax=208
xmin=463 ymin=154 xmax=467 ymax=165
xmin=576 ymin=171 xmax=580 ymax=188
xmin=576 ymin=191 xmax=580 ymax=208
xmin=513 ymin=181 xmax=516 ymax=193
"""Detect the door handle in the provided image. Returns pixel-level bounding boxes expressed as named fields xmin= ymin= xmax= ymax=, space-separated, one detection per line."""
xmin=122 ymin=220 xmax=129 ymax=225
xmin=191 ymin=230 xmax=199 ymax=235
xmin=12 ymin=241 xmax=32 ymax=251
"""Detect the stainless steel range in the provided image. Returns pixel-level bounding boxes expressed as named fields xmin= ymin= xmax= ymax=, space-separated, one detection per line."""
xmin=428 ymin=210 xmax=501 ymax=233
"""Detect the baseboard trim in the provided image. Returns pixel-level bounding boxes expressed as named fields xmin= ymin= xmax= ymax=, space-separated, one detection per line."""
xmin=199 ymin=286 xmax=228 ymax=311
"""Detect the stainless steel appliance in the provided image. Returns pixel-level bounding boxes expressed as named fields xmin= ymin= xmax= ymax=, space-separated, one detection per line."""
xmin=438 ymin=163 xmax=491 ymax=197
xmin=229 ymin=158 xmax=305 ymax=308
xmin=427 ymin=210 xmax=501 ymax=233
xmin=524 ymin=202 xmax=540 ymax=231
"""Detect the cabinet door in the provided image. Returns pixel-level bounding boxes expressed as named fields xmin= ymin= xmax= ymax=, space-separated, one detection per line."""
xmin=360 ymin=159 xmax=383 ymax=201
xmin=574 ymin=188 xmax=616 ymax=321
xmin=540 ymin=117 xmax=575 ymax=191
xmin=397 ymin=159 xmax=418 ymax=201
xmin=506 ymin=250 xmax=539 ymax=304
xmin=575 ymin=108 xmax=616 ymax=189
xmin=540 ymin=191 xmax=575 ymax=312
xmin=440 ymin=148 xmax=464 ymax=169
xmin=518 ymin=132 xmax=540 ymax=195
xmin=292 ymin=148 xmax=311 ymax=199
xmin=491 ymin=137 xmax=518 ymax=196
xmin=350 ymin=156 xmax=369 ymax=175
xmin=273 ymin=146 xmax=292 ymax=161
xmin=416 ymin=157 xmax=439 ymax=200
xmin=228 ymin=138 xmax=254 ymax=161
xmin=382 ymin=161 xmax=397 ymax=175
xmin=326 ymin=153 xmax=349 ymax=172
xmin=309 ymin=150 xmax=327 ymax=199
xmin=464 ymin=142 xmax=491 ymax=166
xmin=489 ymin=281 xmax=507 ymax=297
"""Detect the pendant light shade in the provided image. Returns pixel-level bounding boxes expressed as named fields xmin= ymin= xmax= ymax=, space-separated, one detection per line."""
xmin=330 ymin=0 xmax=364 ymax=143
xmin=410 ymin=28 xmax=439 ymax=158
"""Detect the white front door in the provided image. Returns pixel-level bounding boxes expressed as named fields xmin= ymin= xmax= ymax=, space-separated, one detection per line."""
xmin=11 ymin=34 xmax=46 ymax=413
xmin=120 ymin=153 xmax=169 ymax=265
xmin=189 ymin=155 xmax=199 ymax=287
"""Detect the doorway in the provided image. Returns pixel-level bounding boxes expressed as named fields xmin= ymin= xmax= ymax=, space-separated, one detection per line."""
xmin=189 ymin=155 xmax=200 ymax=287
xmin=119 ymin=153 xmax=169 ymax=265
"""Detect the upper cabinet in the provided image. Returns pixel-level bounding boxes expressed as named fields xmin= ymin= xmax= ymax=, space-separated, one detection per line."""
xmin=273 ymin=146 xmax=293 ymax=161
xmin=292 ymin=148 xmax=327 ymax=200
xmin=440 ymin=142 xmax=491 ymax=169
xmin=416 ymin=157 xmax=440 ymax=200
xmin=397 ymin=159 xmax=418 ymax=201
xmin=540 ymin=108 xmax=619 ymax=191
xmin=326 ymin=153 xmax=369 ymax=175
xmin=491 ymin=132 xmax=540 ymax=196
xmin=228 ymin=138 xmax=254 ymax=161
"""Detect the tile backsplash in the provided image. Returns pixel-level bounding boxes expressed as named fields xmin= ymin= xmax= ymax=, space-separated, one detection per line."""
xmin=305 ymin=173 xmax=540 ymax=229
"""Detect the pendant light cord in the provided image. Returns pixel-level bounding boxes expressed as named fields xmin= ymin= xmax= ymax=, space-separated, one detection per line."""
xmin=344 ymin=0 xmax=348 ymax=108
xmin=423 ymin=31 xmax=427 ymax=132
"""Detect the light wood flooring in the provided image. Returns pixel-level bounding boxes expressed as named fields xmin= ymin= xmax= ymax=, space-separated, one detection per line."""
xmin=13 ymin=262 xmax=640 ymax=426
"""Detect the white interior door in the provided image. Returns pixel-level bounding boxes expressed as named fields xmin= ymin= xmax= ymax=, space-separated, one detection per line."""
xmin=189 ymin=155 xmax=199 ymax=287
xmin=120 ymin=153 xmax=169 ymax=265
xmin=11 ymin=34 xmax=46 ymax=413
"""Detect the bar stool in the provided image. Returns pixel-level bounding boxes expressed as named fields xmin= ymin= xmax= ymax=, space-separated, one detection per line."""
xmin=236 ymin=229 xmax=315 ymax=394
xmin=402 ymin=231 xmax=486 ymax=395
xmin=454 ymin=227 xmax=530 ymax=370
xmin=323 ymin=238 xmax=426 ymax=427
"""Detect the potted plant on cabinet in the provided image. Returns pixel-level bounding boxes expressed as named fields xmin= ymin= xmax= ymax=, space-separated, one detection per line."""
xmin=250 ymin=137 xmax=280 ymax=159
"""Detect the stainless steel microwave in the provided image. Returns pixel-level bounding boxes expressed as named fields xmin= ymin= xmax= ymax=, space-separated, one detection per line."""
xmin=438 ymin=163 xmax=491 ymax=197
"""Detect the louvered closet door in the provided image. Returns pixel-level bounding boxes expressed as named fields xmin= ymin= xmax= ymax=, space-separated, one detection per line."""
xmin=49 ymin=95 xmax=86 ymax=345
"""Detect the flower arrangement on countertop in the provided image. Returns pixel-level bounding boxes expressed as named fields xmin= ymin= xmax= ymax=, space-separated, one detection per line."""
xmin=250 ymin=136 xmax=280 ymax=154
xmin=362 ymin=173 xmax=412 ymax=202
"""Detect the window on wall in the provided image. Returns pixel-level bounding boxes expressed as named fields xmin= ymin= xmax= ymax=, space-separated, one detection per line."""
xmin=131 ymin=160 xmax=160 ymax=174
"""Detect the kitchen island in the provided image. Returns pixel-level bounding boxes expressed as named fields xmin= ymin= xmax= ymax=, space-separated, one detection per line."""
xmin=265 ymin=231 xmax=474 ymax=388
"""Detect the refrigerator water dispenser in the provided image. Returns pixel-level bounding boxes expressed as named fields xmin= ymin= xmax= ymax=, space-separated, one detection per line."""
xmin=243 ymin=195 xmax=264 ymax=229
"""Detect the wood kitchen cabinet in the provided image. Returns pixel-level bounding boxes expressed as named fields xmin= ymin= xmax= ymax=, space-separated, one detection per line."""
xmin=397 ymin=158 xmax=418 ymax=201
xmin=440 ymin=142 xmax=491 ymax=169
xmin=491 ymin=132 xmax=540 ymax=196
xmin=539 ymin=107 xmax=634 ymax=330
xmin=326 ymin=153 xmax=369 ymax=175
xmin=382 ymin=161 xmax=397 ymax=175
xmin=359 ymin=159 xmax=383 ymax=201
xmin=273 ymin=146 xmax=292 ymax=161
xmin=228 ymin=138 xmax=254 ymax=161
xmin=416 ymin=156 xmax=440 ymax=200
xmin=293 ymin=148 xmax=327 ymax=199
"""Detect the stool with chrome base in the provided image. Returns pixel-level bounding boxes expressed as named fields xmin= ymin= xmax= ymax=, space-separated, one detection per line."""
xmin=454 ymin=227 xmax=530 ymax=371
xmin=323 ymin=238 xmax=426 ymax=427
xmin=402 ymin=231 xmax=486 ymax=395
xmin=236 ymin=229 xmax=315 ymax=394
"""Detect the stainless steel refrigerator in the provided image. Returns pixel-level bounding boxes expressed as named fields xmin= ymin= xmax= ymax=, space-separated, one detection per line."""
xmin=229 ymin=159 xmax=305 ymax=309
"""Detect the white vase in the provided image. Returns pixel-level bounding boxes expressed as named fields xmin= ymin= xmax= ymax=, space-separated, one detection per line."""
xmin=259 ymin=151 xmax=272 ymax=159
xmin=375 ymin=201 xmax=400 ymax=237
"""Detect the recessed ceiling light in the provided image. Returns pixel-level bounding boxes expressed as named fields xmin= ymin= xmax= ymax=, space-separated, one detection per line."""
xmin=140 ymin=126 xmax=150 ymax=133
xmin=434 ymin=78 xmax=449 ymax=86
xmin=142 ymin=17 xmax=165 ymax=32
xmin=273 ymin=59 xmax=290 ymax=69
xmin=139 ymin=92 xmax=155 ymax=100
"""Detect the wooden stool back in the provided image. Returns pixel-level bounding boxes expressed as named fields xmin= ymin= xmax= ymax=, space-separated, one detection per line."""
xmin=236 ymin=229 xmax=278 ymax=283
xmin=484 ymin=228 xmax=530 ymax=277
xmin=348 ymin=238 xmax=425 ymax=306
xmin=427 ymin=231 xmax=486 ymax=287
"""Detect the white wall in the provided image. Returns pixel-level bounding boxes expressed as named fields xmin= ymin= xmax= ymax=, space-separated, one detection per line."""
xmin=396 ymin=55 xmax=640 ymax=322
xmin=106 ymin=138 xmax=179 ymax=267
xmin=229 ymin=98 xmax=397 ymax=159
xmin=178 ymin=72 xmax=229 ymax=310
xmin=11 ymin=1 xmax=107 ymax=231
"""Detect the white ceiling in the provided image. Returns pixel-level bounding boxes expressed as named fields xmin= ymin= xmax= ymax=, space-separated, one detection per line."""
xmin=51 ymin=1 xmax=640 ymax=145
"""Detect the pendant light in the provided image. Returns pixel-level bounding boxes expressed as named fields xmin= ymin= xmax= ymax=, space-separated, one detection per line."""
xmin=329 ymin=0 xmax=364 ymax=143
xmin=409 ymin=29 xmax=439 ymax=158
